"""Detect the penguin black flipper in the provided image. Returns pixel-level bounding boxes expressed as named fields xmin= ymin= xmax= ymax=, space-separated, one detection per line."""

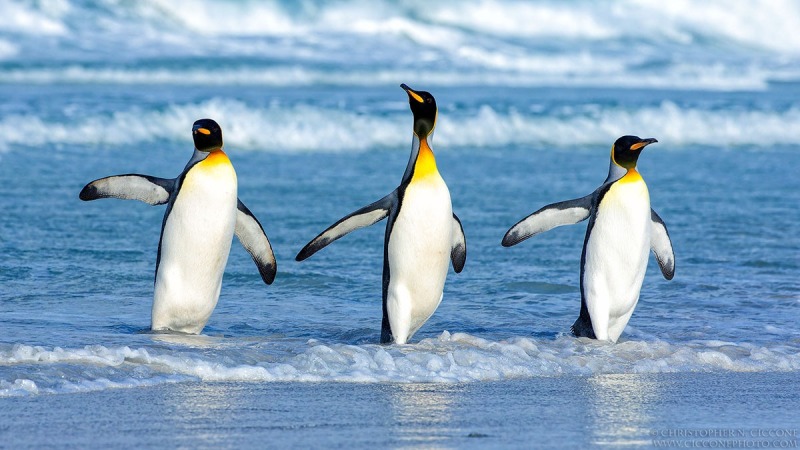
xmin=501 ymin=193 xmax=594 ymax=247
xmin=79 ymin=174 xmax=174 ymax=205
xmin=650 ymin=209 xmax=675 ymax=280
xmin=450 ymin=214 xmax=467 ymax=273
xmin=235 ymin=199 xmax=277 ymax=285
xmin=295 ymin=192 xmax=397 ymax=261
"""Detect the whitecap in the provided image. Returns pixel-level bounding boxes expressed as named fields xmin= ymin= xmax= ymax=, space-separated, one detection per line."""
xmin=3 ymin=99 xmax=799 ymax=153
xmin=1 ymin=334 xmax=798 ymax=396
xmin=0 ymin=64 xmax=778 ymax=91
xmin=1 ymin=0 xmax=69 ymax=36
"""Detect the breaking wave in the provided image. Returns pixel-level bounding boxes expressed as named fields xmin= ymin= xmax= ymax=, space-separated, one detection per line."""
xmin=2 ymin=332 xmax=798 ymax=396
xmin=2 ymin=0 xmax=800 ymax=89
xmin=2 ymin=98 xmax=799 ymax=152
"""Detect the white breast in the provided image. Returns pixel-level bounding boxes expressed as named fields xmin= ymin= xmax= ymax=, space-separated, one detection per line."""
xmin=152 ymin=155 xmax=237 ymax=333
xmin=582 ymin=176 xmax=651 ymax=342
xmin=386 ymin=174 xmax=453 ymax=344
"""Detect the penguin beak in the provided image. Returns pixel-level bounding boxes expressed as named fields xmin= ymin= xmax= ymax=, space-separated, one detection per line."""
xmin=630 ymin=138 xmax=657 ymax=151
xmin=195 ymin=128 xmax=211 ymax=135
xmin=401 ymin=83 xmax=424 ymax=103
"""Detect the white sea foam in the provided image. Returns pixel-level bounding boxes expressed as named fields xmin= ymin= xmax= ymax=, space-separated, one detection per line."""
xmin=2 ymin=99 xmax=799 ymax=152
xmin=0 ymin=99 xmax=405 ymax=152
xmin=0 ymin=39 xmax=18 ymax=59
xmin=440 ymin=103 xmax=800 ymax=149
xmin=1 ymin=333 xmax=798 ymax=396
xmin=139 ymin=0 xmax=298 ymax=36
xmin=427 ymin=0 xmax=800 ymax=54
xmin=0 ymin=64 xmax=776 ymax=91
xmin=0 ymin=0 xmax=69 ymax=36
xmin=0 ymin=378 xmax=39 ymax=396
xmin=2 ymin=1 xmax=799 ymax=90
xmin=74 ymin=0 xmax=800 ymax=55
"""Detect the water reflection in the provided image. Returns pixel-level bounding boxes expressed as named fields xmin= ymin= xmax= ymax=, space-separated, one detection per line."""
xmin=161 ymin=382 xmax=246 ymax=446
xmin=149 ymin=331 xmax=225 ymax=349
xmin=387 ymin=383 xmax=461 ymax=449
xmin=587 ymin=374 xmax=660 ymax=447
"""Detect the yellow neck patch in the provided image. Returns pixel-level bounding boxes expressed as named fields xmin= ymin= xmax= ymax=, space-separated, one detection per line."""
xmin=412 ymin=138 xmax=438 ymax=180
xmin=200 ymin=150 xmax=230 ymax=167
xmin=618 ymin=168 xmax=643 ymax=184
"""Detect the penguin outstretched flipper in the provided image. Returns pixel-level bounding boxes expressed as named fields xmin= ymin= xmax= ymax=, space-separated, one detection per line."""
xmin=650 ymin=209 xmax=675 ymax=280
xmin=501 ymin=194 xmax=593 ymax=247
xmin=295 ymin=192 xmax=397 ymax=261
xmin=80 ymin=174 xmax=175 ymax=205
xmin=80 ymin=118 xmax=278 ymax=334
xmin=297 ymin=84 xmax=464 ymax=344
xmin=502 ymin=135 xmax=672 ymax=342
xmin=235 ymin=200 xmax=277 ymax=285
xmin=450 ymin=214 xmax=466 ymax=273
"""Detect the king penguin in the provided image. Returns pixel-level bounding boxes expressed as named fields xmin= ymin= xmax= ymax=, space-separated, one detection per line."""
xmin=295 ymin=84 xmax=466 ymax=344
xmin=501 ymin=136 xmax=675 ymax=342
xmin=79 ymin=118 xmax=277 ymax=334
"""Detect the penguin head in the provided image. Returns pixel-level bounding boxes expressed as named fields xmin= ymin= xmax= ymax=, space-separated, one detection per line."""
xmin=401 ymin=83 xmax=437 ymax=137
xmin=611 ymin=135 xmax=657 ymax=169
xmin=192 ymin=118 xmax=223 ymax=152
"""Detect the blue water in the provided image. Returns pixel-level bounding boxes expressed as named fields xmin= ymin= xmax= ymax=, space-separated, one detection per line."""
xmin=1 ymin=1 xmax=799 ymax=447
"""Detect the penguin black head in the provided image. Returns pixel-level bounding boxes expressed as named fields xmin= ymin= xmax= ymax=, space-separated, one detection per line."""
xmin=192 ymin=118 xmax=223 ymax=152
xmin=612 ymin=135 xmax=657 ymax=169
xmin=401 ymin=83 xmax=437 ymax=137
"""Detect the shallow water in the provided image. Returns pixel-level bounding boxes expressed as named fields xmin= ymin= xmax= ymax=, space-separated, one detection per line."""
xmin=4 ymin=374 xmax=799 ymax=449
xmin=1 ymin=0 xmax=799 ymax=447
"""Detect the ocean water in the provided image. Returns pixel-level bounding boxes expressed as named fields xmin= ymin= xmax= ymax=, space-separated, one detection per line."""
xmin=1 ymin=0 xmax=799 ymax=448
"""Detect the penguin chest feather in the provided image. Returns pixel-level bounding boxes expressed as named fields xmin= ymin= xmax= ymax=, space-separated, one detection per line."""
xmin=386 ymin=173 xmax=453 ymax=343
xmin=583 ymin=172 xmax=651 ymax=341
xmin=152 ymin=151 xmax=238 ymax=333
